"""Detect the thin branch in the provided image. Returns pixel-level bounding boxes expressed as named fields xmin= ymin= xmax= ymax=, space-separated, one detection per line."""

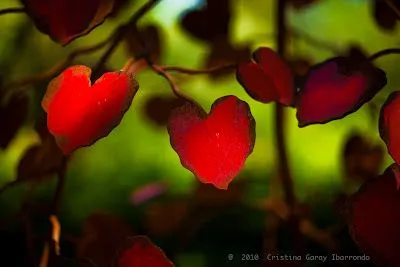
xmin=0 ymin=180 xmax=19 ymax=195
xmin=368 ymin=48 xmax=400 ymax=61
xmin=93 ymin=0 xmax=161 ymax=77
xmin=149 ymin=63 xmax=200 ymax=106
xmin=0 ymin=7 xmax=25 ymax=16
xmin=384 ymin=0 xmax=400 ymax=20
xmin=3 ymin=37 xmax=111 ymax=93
xmin=290 ymin=27 xmax=341 ymax=54
xmin=163 ymin=64 xmax=237 ymax=75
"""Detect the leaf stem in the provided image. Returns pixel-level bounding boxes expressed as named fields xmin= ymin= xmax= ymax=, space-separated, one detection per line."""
xmin=162 ymin=63 xmax=237 ymax=75
xmin=368 ymin=48 xmax=400 ymax=61
xmin=0 ymin=7 xmax=25 ymax=16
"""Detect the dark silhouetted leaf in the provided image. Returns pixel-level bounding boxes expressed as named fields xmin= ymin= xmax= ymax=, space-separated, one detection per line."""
xmin=373 ymin=1 xmax=398 ymax=31
xmin=296 ymin=56 xmax=387 ymax=127
xmin=379 ymin=91 xmax=400 ymax=165
xmin=347 ymin=164 xmax=400 ymax=266
xmin=181 ymin=0 xmax=230 ymax=42
xmin=125 ymin=25 xmax=162 ymax=62
xmin=0 ymin=92 xmax=29 ymax=149
xmin=42 ymin=65 xmax=139 ymax=154
xmin=237 ymin=47 xmax=294 ymax=105
xmin=110 ymin=0 xmax=130 ymax=18
xmin=288 ymin=57 xmax=313 ymax=90
xmin=143 ymin=95 xmax=186 ymax=127
xmin=145 ymin=200 xmax=189 ymax=237
xmin=193 ymin=179 xmax=247 ymax=207
xmin=21 ymin=0 xmax=114 ymax=45
xmin=77 ymin=212 xmax=134 ymax=267
xmin=17 ymin=118 xmax=65 ymax=181
xmin=115 ymin=235 xmax=174 ymax=267
xmin=343 ymin=133 xmax=384 ymax=181
xmin=167 ymin=96 xmax=255 ymax=190
xmin=205 ymin=39 xmax=251 ymax=80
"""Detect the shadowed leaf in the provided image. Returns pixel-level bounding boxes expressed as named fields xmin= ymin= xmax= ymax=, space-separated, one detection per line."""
xmin=296 ymin=56 xmax=387 ymax=127
xmin=142 ymin=95 xmax=186 ymax=127
xmin=21 ymin=0 xmax=114 ymax=45
xmin=343 ymin=133 xmax=384 ymax=182
xmin=115 ymin=235 xmax=174 ymax=267
xmin=0 ymin=92 xmax=29 ymax=149
xmin=125 ymin=25 xmax=162 ymax=62
xmin=77 ymin=212 xmax=134 ymax=267
xmin=180 ymin=0 xmax=230 ymax=42
xmin=373 ymin=1 xmax=398 ymax=31
xmin=17 ymin=117 xmax=65 ymax=182
xmin=237 ymin=47 xmax=294 ymax=105
xmin=347 ymin=164 xmax=400 ymax=266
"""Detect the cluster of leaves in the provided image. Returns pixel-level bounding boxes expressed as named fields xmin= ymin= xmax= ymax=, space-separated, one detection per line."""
xmin=2 ymin=0 xmax=400 ymax=266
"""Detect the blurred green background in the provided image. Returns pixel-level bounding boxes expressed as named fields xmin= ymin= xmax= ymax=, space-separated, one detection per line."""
xmin=0 ymin=0 xmax=399 ymax=266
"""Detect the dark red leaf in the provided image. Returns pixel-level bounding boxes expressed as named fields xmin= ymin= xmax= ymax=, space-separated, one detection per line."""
xmin=77 ymin=212 xmax=134 ymax=267
xmin=181 ymin=0 xmax=230 ymax=42
xmin=17 ymin=117 xmax=65 ymax=181
xmin=205 ymin=39 xmax=251 ymax=80
xmin=116 ymin=235 xmax=174 ymax=267
xmin=236 ymin=47 xmax=294 ymax=106
xmin=21 ymin=0 xmax=113 ymax=45
xmin=167 ymin=95 xmax=255 ymax=190
xmin=296 ymin=57 xmax=387 ymax=127
xmin=145 ymin=200 xmax=189 ymax=237
xmin=347 ymin=164 xmax=400 ymax=266
xmin=42 ymin=65 xmax=139 ymax=154
xmin=0 ymin=92 xmax=29 ymax=149
xmin=342 ymin=133 xmax=384 ymax=182
xmin=125 ymin=25 xmax=162 ymax=63
xmin=143 ymin=95 xmax=186 ymax=127
xmin=373 ymin=1 xmax=398 ymax=31
xmin=379 ymin=91 xmax=400 ymax=165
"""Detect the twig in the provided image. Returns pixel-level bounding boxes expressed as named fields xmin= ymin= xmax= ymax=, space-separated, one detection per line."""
xmin=384 ymin=0 xmax=400 ymax=20
xmin=163 ymin=64 xmax=237 ymax=75
xmin=368 ymin=48 xmax=400 ymax=61
xmin=274 ymin=0 xmax=303 ymax=256
xmin=290 ymin=27 xmax=341 ymax=54
xmin=3 ymin=37 xmax=111 ymax=93
xmin=92 ymin=0 xmax=161 ymax=77
xmin=149 ymin=63 xmax=201 ymax=106
xmin=0 ymin=7 xmax=25 ymax=16
xmin=39 ymin=160 xmax=67 ymax=267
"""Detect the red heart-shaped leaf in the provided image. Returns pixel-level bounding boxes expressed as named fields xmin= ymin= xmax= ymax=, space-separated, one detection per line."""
xmin=42 ymin=65 xmax=138 ymax=154
xmin=379 ymin=91 xmax=400 ymax=165
xmin=347 ymin=164 xmax=400 ymax=266
xmin=116 ymin=236 xmax=174 ymax=267
xmin=21 ymin=0 xmax=113 ymax=45
xmin=296 ymin=57 xmax=386 ymax=127
xmin=236 ymin=47 xmax=294 ymax=106
xmin=167 ymin=96 xmax=255 ymax=190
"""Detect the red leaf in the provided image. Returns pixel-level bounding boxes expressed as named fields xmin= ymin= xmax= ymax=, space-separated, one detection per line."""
xmin=379 ymin=91 xmax=400 ymax=165
xmin=236 ymin=47 xmax=294 ymax=106
xmin=373 ymin=1 xmax=398 ymax=31
xmin=167 ymin=96 xmax=255 ymax=190
xmin=296 ymin=57 xmax=386 ymax=127
xmin=42 ymin=65 xmax=139 ymax=154
xmin=21 ymin=0 xmax=113 ymax=45
xmin=117 ymin=236 xmax=174 ymax=267
xmin=348 ymin=164 xmax=400 ymax=266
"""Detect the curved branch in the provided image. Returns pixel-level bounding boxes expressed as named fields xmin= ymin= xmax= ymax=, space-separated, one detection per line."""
xmin=3 ymin=37 xmax=112 ymax=93
xmin=368 ymin=48 xmax=400 ymax=61
xmin=0 ymin=7 xmax=25 ymax=16
xmin=163 ymin=64 xmax=237 ymax=75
